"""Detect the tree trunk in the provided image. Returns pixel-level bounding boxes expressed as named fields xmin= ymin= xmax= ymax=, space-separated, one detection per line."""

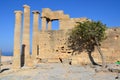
xmin=88 ymin=51 xmax=100 ymax=66
xmin=96 ymin=45 xmax=106 ymax=68
xmin=95 ymin=38 xmax=106 ymax=68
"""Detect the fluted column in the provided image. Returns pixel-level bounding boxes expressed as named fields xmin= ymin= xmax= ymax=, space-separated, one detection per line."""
xmin=13 ymin=11 xmax=22 ymax=69
xmin=32 ymin=11 xmax=40 ymax=59
xmin=48 ymin=20 xmax=52 ymax=30
xmin=22 ymin=5 xmax=31 ymax=67
xmin=41 ymin=17 xmax=46 ymax=31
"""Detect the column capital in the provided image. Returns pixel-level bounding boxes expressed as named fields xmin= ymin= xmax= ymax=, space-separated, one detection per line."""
xmin=32 ymin=11 xmax=40 ymax=14
xmin=14 ymin=10 xmax=22 ymax=14
xmin=23 ymin=4 xmax=30 ymax=8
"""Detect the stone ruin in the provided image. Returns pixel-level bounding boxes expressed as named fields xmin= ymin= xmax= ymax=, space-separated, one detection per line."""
xmin=13 ymin=5 xmax=120 ymax=69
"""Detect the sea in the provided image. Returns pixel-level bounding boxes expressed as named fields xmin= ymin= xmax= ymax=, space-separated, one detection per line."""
xmin=1 ymin=52 xmax=32 ymax=56
xmin=1 ymin=52 xmax=13 ymax=56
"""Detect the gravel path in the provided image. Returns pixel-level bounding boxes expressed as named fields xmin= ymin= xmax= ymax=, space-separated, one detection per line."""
xmin=0 ymin=63 xmax=119 ymax=80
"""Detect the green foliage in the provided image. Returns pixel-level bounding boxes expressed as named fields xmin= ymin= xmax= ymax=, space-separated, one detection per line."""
xmin=68 ymin=20 xmax=107 ymax=53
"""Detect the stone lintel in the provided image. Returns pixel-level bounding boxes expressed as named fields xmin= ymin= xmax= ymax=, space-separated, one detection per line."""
xmin=40 ymin=16 xmax=51 ymax=21
xmin=40 ymin=16 xmax=47 ymax=18
xmin=40 ymin=16 xmax=52 ymax=21
xmin=23 ymin=4 xmax=30 ymax=8
xmin=32 ymin=11 xmax=40 ymax=14
xmin=14 ymin=10 xmax=22 ymax=14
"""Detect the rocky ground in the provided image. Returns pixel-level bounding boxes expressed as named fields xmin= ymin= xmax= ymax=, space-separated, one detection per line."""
xmin=0 ymin=56 xmax=120 ymax=80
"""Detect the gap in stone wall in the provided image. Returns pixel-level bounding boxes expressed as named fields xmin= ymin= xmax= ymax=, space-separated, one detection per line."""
xmin=52 ymin=20 xmax=59 ymax=30
xmin=39 ymin=19 xmax=42 ymax=30
xmin=46 ymin=20 xmax=48 ymax=30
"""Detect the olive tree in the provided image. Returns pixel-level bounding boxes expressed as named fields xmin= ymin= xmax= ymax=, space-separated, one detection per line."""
xmin=68 ymin=20 xmax=107 ymax=68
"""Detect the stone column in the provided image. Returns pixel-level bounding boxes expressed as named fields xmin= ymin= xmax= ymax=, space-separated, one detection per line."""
xmin=13 ymin=11 xmax=22 ymax=69
xmin=41 ymin=17 xmax=46 ymax=31
xmin=32 ymin=11 xmax=40 ymax=59
xmin=48 ymin=20 xmax=52 ymax=30
xmin=22 ymin=5 xmax=31 ymax=67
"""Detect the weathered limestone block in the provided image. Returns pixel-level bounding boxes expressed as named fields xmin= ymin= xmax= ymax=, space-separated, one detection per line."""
xmin=41 ymin=8 xmax=52 ymax=20
xmin=22 ymin=5 xmax=32 ymax=67
xmin=59 ymin=19 xmax=74 ymax=29
xmin=41 ymin=17 xmax=47 ymax=31
xmin=59 ymin=17 xmax=88 ymax=30
xmin=32 ymin=11 xmax=40 ymax=60
xmin=71 ymin=54 xmax=90 ymax=65
xmin=12 ymin=11 xmax=22 ymax=69
xmin=71 ymin=56 xmax=79 ymax=65
xmin=47 ymin=58 xmax=60 ymax=63
xmin=59 ymin=14 xmax=70 ymax=20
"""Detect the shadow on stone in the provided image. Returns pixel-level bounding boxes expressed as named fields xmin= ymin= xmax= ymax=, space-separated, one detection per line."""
xmin=21 ymin=44 xmax=25 ymax=67
xmin=0 ymin=68 xmax=9 ymax=73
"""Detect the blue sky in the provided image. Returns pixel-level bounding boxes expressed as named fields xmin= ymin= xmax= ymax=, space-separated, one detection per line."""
xmin=0 ymin=0 xmax=120 ymax=54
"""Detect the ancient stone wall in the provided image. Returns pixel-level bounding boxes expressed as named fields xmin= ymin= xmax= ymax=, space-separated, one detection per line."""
xmin=38 ymin=28 xmax=120 ymax=64
xmin=38 ymin=30 xmax=70 ymax=57
xmin=101 ymin=28 xmax=120 ymax=63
